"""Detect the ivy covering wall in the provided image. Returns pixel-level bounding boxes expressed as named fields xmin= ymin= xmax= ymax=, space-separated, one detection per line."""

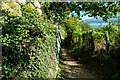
xmin=1 ymin=2 xmax=58 ymax=79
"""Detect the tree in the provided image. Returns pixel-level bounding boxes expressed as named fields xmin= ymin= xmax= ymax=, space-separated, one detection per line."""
xmin=41 ymin=2 xmax=119 ymax=23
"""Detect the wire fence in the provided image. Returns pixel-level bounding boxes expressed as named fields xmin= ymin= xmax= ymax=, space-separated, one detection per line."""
xmin=54 ymin=25 xmax=62 ymax=61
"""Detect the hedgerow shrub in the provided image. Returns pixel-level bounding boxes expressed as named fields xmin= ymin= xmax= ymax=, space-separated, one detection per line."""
xmin=63 ymin=17 xmax=91 ymax=47
xmin=63 ymin=18 xmax=120 ymax=78
xmin=1 ymin=2 xmax=58 ymax=79
xmin=64 ymin=17 xmax=120 ymax=64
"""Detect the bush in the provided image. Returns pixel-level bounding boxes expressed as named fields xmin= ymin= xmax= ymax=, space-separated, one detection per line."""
xmin=66 ymin=23 xmax=120 ymax=78
xmin=1 ymin=2 xmax=58 ymax=79
xmin=63 ymin=17 xmax=91 ymax=47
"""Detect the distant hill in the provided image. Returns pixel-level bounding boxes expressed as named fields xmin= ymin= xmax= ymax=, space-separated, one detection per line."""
xmin=109 ymin=18 xmax=118 ymax=23
xmin=83 ymin=18 xmax=118 ymax=24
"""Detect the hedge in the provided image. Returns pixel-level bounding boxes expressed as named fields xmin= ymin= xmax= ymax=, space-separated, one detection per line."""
xmin=1 ymin=2 xmax=58 ymax=79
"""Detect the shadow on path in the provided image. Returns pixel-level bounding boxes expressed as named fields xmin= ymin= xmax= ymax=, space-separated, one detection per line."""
xmin=61 ymin=48 xmax=96 ymax=79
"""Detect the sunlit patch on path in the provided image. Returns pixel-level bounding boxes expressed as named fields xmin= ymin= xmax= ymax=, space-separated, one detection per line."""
xmin=61 ymin=48 xmax=96 ymax=79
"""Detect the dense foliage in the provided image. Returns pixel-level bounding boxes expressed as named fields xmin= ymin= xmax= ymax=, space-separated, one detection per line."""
xmin=1 ymin=1 xmax=120 ymax=79
xmin=1 ymin=2 xmax=58 ymax=79
xmin=63 ymin=17 xmax=92 ymax=47
xmin=41 ymin=2 xmax=119 ymax=23
xmin=63 ymin=17 xmax=120 ymax=79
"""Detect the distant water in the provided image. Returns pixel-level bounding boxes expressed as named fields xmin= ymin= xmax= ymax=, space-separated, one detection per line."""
xmin=89 ymin=23 xmax=109 ymax=28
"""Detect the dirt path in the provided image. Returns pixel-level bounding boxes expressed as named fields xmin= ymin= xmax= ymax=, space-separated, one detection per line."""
xmin=61 ymin=48 xmax=96 ymax=79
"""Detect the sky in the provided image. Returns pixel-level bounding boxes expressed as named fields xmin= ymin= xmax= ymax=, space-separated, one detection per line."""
xmin=70 ymin=11 xmax=95 ymax=20
xmin=79 ymin=11 xmax=94 ymax=20
xmin=69 ymin=10 xmax=119 ymax=22
xmin=81 ymin=15 xmax=94 ymax=20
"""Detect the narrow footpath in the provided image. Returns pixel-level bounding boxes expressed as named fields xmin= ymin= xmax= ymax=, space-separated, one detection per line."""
xmin=61 ymin=48 xmax=96 ymax=79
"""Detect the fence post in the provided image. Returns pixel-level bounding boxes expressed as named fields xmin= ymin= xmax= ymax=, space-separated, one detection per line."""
xmin=105 ymin=31 xmax=110 ymax=53
xmin=80 ymin=35 xmax=82 ymax=47
xmin=82 ymin=33 xmax=85 ymax=46
xmin=54 ymin=25 xmax=62 ymax=61
xmin=54 ymin=25 xmax=59 ymax=61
